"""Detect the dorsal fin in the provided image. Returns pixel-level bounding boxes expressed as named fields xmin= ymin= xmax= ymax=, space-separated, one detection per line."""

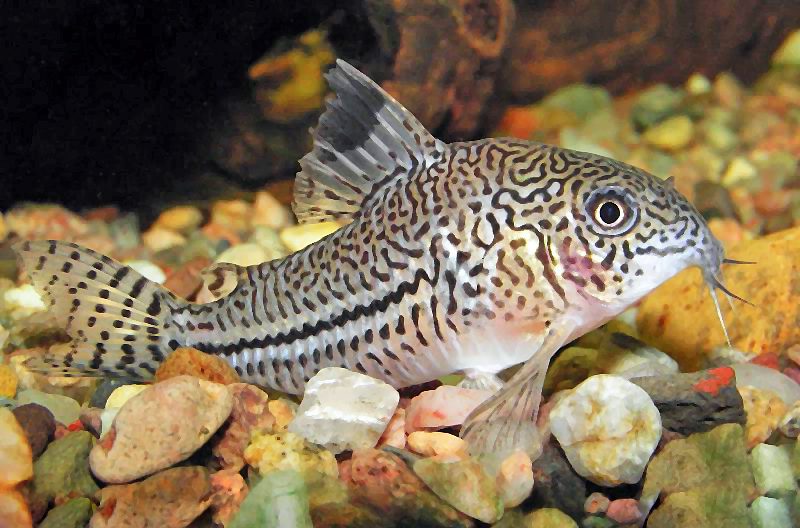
xmin=292 ymin=59 xmax=445 ymax=224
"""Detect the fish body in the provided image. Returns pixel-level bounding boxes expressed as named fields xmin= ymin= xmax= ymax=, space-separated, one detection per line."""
xmin=15 ymin=61 xmax=725 ymax=455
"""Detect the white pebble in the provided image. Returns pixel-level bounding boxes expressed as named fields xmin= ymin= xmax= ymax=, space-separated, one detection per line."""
xmin=288 ymin=367 xmax=399 ymax=454
xmin=549 ymin=374 xmax=661 ymax=486
xmin=123 ymin=260 xmax=166 ymax=284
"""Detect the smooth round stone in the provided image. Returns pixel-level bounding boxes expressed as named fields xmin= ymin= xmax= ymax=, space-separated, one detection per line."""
xmin=215 ymin=243 xmax=269 ymax=267
xmin=495 ymin=450 xmax=534 ymax=508
xmin=407 ymin=431 xmax=467 ymax=460
xmin=549 ymin=375 xmax=661 ymax=486
xmin=89 ymin=379 xmax=138 ymax=409
xmin=280 ymin=221 xmax=342 ymax=252
xmin=104 ymin=384 xmax=148 ymax=409
xmin=12 ymin=403 xmax=55 ymax=458
xmin=90 ymin=376 xmax=233 ymax=484
xmin=17 ymin=390 xmax=80 ymax=425
xmin=0 ymin=407 xmax=33 ymax=487
xmin=142 ymin=227 xmax=187 ymax=252
xmin=153 ymin=205 xmax=203 ymax=234
xmin=122 ymin=260 xmax=166 ymax=284
xmin=643 ymin=115 xmax=694 ymax=151
xmin=252 ymin=191 xmax=292 ymax=230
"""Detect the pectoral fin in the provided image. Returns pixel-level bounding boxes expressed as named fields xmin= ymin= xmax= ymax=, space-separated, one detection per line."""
xmin=460 ymin=326 xmax=569 ymax=459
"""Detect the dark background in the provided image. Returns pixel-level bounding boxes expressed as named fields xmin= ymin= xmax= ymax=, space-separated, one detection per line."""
xmin=3 ymin=1 xmax=798 ymax=217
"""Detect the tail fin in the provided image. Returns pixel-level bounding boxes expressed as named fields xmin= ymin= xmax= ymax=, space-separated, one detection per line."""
xmin=13 ymin=240 xmax=185 ymax=379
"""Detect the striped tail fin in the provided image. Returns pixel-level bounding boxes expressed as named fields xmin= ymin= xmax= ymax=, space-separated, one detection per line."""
xmin=13 ymin=240 xmax=187 ymax=379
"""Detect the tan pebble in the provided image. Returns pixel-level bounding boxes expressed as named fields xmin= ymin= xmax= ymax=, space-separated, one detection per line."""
xmin=215 ymin=243 xmax=269 ymax=267
xmin=0 ymin=408 xmax=33 ymax=487
xmin=153 ymin=205 xmax=204 ymax=233
xmin=90 ymin=376 xmax=233 ymax=484
xmin=104 ymin=384 xmax=148 ymax=409
xmin=0 ymin=488 xmax=32 ymax=528
xmin=786 ymin=344 xmax=800 ymax=367
xmin=0 ymin=212 xmax=6 ymax=243
xmin=280 ymin=221 xmax=342 ymax=252
xmin=584 ymin=491 xmax=610 ymax=514
xmin=0 ymin=364 xmax=18 ymax=398
xmin=90 ymin=466 xmax=212 ymax=528
xmin=142 ymin=227 xmax=186 ymax=252
xmin=496 ymin=450 xmax=534 ymax=508
xmin=252 ymin=191 xmax=292 ymax=230
xmin=643 ymin=115 xmax=694 ymax=151
xmin=154 ymin=347 xmax=241 ymax=385
xmin=407 ymin=431 xmax=467 ymax=460
xmin=739 ymin=385 xmax=787 ymax=448
xmin=268 ymin=399 xmax=296 ymax=431
xmin=211 ymin=200 xmax=251 ymax=233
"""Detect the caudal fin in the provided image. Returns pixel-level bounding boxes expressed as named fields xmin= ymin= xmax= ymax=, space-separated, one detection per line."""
xmin=13 ymin=240 xmax=185 ymax=379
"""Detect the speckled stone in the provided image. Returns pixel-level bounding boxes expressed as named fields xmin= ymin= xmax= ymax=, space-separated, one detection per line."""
xmin=90 ymin=376 xmax=233 ymax=483
xmin=90 ymin=467 xmax=212 ymax=528
xmin=210 ymin=383 xmax=274 ymax=472
xmin=154 ymin=347 xmax=241 ymax=385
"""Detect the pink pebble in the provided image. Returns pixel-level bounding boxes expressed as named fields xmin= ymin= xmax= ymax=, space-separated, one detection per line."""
xmin=606 ymin=498 xmax=642 ymax=524
xmin=404 ymin=385 xmax=492 ymax=433
xmin=584 ymin=492 xmax=609 ymax=514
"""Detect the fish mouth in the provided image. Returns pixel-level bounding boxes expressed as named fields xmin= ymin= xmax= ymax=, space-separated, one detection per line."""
xmin=703 ymin=256 xmax=755 ymax=348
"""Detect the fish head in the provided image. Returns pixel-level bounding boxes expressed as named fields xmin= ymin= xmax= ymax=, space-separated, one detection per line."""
xmin=541 ymin=150 xmax=724 ymax=310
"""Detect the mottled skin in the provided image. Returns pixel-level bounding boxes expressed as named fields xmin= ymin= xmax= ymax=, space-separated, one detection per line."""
xmin=15 ymin=61 xmax=724 ymax=455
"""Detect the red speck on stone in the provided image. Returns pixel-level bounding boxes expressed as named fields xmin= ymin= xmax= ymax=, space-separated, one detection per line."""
xmin=67 ymin=419 xmax=84 ymax=432
xmin=99 ymin=427 xmax=116 ymax=451
xmin=99 ymin=497 xmax=117 ymax=519
xmin=783 ymin=367 xmax=800 ymax=386
xmin=432 ymin=410 xmax=446 ymax=419
xmin=657 ymin=312 xmax=668 ymax=330
xmin=692 ymin=367 xmax=734 ymax=397
xmin=606 ymin=498 xmax=642 ymax=524
xmin=750 ymin=353 xmax=780 ymax=371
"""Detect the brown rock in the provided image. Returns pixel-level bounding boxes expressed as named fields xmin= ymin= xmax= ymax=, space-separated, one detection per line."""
xmin=209 ymin=471 xmax=248 ymax=528
xmin=90 ymin=467 xmax=212 ymax=528
xmin=12 ymin=403 xmax=55 ymax=458
xmin=155 ymin=347 xmax=240 ymax=385
xmin=631 ymin=367 xmax=745 ymax=436
xmin=637 ymin=227 xmax=800 ymax=371
xmin=529 ymin=441 xmax=586 ymax=520
xmin=210 ymin=383 xmax=275 ymax=472
xmin=340 ymin=449 xmax=474 ymax=527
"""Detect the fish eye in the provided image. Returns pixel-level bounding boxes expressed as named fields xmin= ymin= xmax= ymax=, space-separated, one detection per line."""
xmin=585 ymin=187 xmax=638 ymax=236
xmin=596 ymin=201 xmax=623 ymax=227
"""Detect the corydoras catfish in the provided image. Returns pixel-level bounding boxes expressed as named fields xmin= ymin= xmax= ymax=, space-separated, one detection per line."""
xmin=14 ymin=60 xmax=742 ymax=457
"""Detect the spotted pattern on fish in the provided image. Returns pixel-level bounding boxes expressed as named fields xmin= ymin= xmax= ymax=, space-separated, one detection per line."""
xmin=14 ymin=60 xmax=725 ymax=456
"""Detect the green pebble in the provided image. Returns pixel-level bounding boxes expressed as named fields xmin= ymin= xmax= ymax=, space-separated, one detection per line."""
xmin=751 ymin=496 xmax=793 ymax=528
xmin=38 ymin=497 xmax=93 ymax=528
xmin=581 ymin=515 xmax=616 ymax=528
xmin=17 ymin=389 xmax=80 ymax=425
xmin=540 ymin=84 xmax=612 ymax=121
xmin=751 ymin=443 xmax=797 ymax=498
xmin=631 ymin=84 xmax=684 ymax=129
xmin=413 ymin=457 xmax=504 ymax=524
xmin=229 ymin=470 xmax=313 ymax=528
xmin=772 ymin=30 xmax=800 ymax=66
xmin=525 ymin=508 xmax=578 ymax=528
xmin=33 ymin=430 xmax=99 ymax=504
